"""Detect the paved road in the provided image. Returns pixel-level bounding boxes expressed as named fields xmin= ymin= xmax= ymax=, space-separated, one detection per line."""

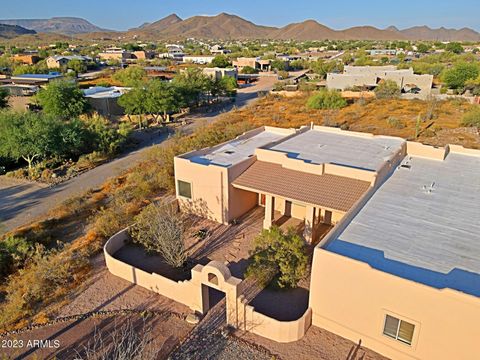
xmin=0 ymin=76 xmax=278 ymax=233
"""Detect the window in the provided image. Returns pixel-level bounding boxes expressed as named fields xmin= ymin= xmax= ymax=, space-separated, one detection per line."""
xmin=177 ymin=180 xmax=192 ymax=199
xmin=383 ymin=315 xmax=415 ymax=345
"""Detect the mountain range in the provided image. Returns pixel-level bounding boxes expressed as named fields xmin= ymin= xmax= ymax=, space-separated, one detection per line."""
xmin=1 ymin=13 xmax=480 ymax=41
xmin=120 ymin=13 xmax=480 ymax=41
xmin=0 ymin=17 xmax=108 ymax=35
xmin=0 ymin=24 xmax=36 ymax=39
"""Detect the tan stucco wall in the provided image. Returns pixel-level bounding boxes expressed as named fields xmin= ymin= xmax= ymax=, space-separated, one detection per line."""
xmin=309 ymin=249 xmax=480 ymax=360
xmin=327 ymin=66 xmax=433 ymax=97
xmin=406 ymin=141 xmax=448 ymax=160
xmin=104 ymin=229 xmax=242 ymax=326
xmin=243 ymin=305 xmax=312 ymax=343
xmin=105 ymin=228 xmax=313 ymax=341
xmin=174 ymin=157 xmax=229 ymax=224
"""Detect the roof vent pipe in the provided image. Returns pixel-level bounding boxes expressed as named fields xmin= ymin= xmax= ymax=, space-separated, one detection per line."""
xmin=310 ymin=121 xmax=314 ymax=130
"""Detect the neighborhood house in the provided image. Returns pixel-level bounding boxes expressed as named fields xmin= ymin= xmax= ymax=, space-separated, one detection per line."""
xmin=105 ymin=125 xmax=480 ymax=360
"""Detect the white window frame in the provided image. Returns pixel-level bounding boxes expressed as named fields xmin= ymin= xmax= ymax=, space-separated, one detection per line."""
xmin=177 ymin=180 xmax=192 ymax=199
xmin=382 ymin=314 xmax=415 ymax=346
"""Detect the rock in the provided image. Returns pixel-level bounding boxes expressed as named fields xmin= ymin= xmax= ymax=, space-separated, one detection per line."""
xmin=186 ymin=313 xmax=201 ymax=324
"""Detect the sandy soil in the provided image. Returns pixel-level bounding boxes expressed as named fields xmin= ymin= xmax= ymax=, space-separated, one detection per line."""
xmin=237 ymin=325 xmax=390 ymax=360
xmin=59 ymin=255 xmax=191 ymax=318
xmin=0 ymin=314 xmax=192 ymax=360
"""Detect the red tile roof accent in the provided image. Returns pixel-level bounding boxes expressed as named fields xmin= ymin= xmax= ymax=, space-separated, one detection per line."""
xmin=232 ymin=161 xmax=370 ymax=212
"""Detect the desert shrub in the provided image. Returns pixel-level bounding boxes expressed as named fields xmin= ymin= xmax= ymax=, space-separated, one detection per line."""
xmin=93 ymin=204 xmax=131 ymax=239
xmin=0 ymin=246 xmax=88 ymax=329
xmin=386 ymin=116 xmax=405 ymax=129
xmin=77 ymin=318 xmax=160 ymax=360
xmin=462 ymin=106 xmax=480 ymax=127
xmin=84 ymin=114 xmax=132 ymax=155
xmin=306 ymin=90 xmax=347 ymax=110
xmin=298 ymin=81 xmax=317 ymax=92
xmin=246 ymin=226 xmax=308 ymax=289
xmin=240 ymin=66 xmax=258 ymax=74
xmin=129 ymin=202 xmax=186 ymax=268
xmin=375 ymin=80 xmax=401 ymax=99
xmin=273 ymin=82 xmax=286 ymax=91
xmin=277 ymin=70 xmax=289 ymax=80
xmin=0 ymin=235 xmax=33 ymax=278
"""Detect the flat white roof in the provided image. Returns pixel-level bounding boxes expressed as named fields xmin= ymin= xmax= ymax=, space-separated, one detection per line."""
xmin=268 ymin=128 xmax=405 ymax=172
xmin=327 ymin=152 xmax=480 ymax=296
xmin=188 ymin=129 xmax=288 ymax=167
xmin=83 ymin=86 xmax=127 ymax=99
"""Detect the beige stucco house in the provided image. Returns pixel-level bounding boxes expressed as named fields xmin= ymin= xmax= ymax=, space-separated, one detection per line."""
xmin=106 ymin=124 xmax=480 ymax=359
xmin=46 ymin=55 xmax=91 ymax=69
xmin=327 ymin=65 xmax=434 ymax=98
xmin=173 ymin=125 xmax=480 ymax=359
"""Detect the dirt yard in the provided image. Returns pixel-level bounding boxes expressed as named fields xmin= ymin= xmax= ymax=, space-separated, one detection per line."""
xmin=0 ymin=313 xmax=191 ymax=360
xmin=58 ymin=255 xmax=191 ymax=318
xmin=237 ymin=325 xmax=390 ymax=360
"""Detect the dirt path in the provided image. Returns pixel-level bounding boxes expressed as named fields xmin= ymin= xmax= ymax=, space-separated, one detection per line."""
xmin=0 ymin=76 xmax=277 ymax=234
xmin=0 ymin=313 xmax=191 ymax=360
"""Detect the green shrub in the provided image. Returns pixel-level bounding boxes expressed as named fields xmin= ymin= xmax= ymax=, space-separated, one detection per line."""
xmin=246 ymin=226 xmax=308 ymax=289
xmin=240 ymin=66 xmax=258 ymax=74
xmin=442 ymin=62 xmax=479 ymax=89
xmin=0 ymin=236 xmax=33 ymax=278
xmin=462 ymin=106 xmax=480 ymax=127
xmin=306 ymin=90 xmax=347 ymax=110
xmin=386 ymin=116 xmax=405 ymax=129
xmin=375 ymin=80 xmax=401 ymax=99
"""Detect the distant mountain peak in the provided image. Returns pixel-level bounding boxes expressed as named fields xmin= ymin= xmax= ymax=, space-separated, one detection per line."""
xmin=385 ymin=26 xmax=400 ymax=32
xmin=0 ymin=17 xmax=108 ymax=34
xmin=126 ymin=14 xmax=480 ymax=41
xmin=0 ymin=23 xmax=36 ymax=39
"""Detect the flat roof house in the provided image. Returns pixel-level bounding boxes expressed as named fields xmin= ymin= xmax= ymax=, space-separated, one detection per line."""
xmin=327 ymin=65 xmax=433 ymax=98
xmin=8 ymin=73 xmax=63 ymax=85
xmin=232 ymin=57 xmax=271 ymax=72
xmin=310 ymin=143 xmax=480 ymax=360
xmin=106 ymin=124 xmax=479 ymax=359
xmin=175 ymin=125 xmax=405 ymax=243
xmin=46 ymin=55 xmax=91 ymax=69
xmin=83 ymin=86 xmax=128 ymax=116
xmin=173 ymin=126 xmax=480 ymax=359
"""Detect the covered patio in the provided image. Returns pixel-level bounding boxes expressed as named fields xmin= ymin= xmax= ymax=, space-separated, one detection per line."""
xmin=232 ymin=161 xmax=371 ymax=244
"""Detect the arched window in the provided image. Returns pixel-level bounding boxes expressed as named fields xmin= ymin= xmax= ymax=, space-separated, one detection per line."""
xmin=208 ymin=273 xmax=219 ymax=285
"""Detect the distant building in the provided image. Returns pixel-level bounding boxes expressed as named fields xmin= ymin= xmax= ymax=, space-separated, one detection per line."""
xmin=46 ymin=55 xmax=92 ymax=69
xmin=0 ymin=84 xmax=38 ymax=96
xmin=159 ymin=44 xmax=185 ymax=60
xmin=98 ymin=48 xmax=132 ymax=62
xmin=11 ymin=54 xmax=40 ymax=65
xmin=83 ymin=86 xmax=128 ymax=116
xmin=210 ymin=45 xmax=231 ymax=55
xmin=183 ymin=55 xmax=215 ymax=64
xmin=368 ymin=49 xmax=397 ymax=56
xmin=8 ymin=73 xmax=63 ymax=85
xmin=326 ymin=65 xmax=433 ymax=98
xmin=202 ymin=67 xmax=238 ymax=80
xmin=131 ymin=50 xmax=155 ymax=60
xmin=232 ymin=57 xmax=271 ymax=72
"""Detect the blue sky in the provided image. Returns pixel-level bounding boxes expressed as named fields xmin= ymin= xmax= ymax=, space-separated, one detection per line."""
xmin=2 ymin=0 xmax=478 ymax=31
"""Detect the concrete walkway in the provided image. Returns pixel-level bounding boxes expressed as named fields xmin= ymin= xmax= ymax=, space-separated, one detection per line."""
xmin=0 ymin=76 xmax=277 ymax=234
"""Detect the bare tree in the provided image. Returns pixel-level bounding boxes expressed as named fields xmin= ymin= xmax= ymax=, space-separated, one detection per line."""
xmin=130 ymin=201 xmax=187 ymax=268
xmin=77 ymin=318 xmax=160 ymax=360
